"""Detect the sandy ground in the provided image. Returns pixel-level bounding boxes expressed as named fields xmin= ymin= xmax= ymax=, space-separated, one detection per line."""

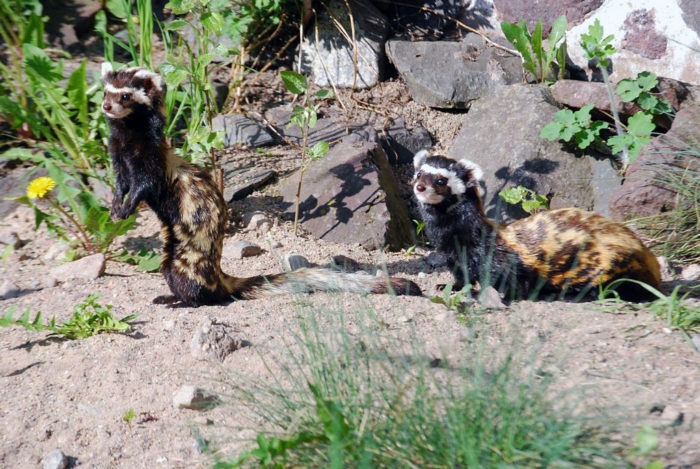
xmin=1 ymin=178 xmax=699 ymax=468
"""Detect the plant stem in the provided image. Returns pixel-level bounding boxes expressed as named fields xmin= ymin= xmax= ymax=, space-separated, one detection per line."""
xmin=51 ymin=199 xmax=93 ymax=253
xmin=599 ymin=65 xmax=629 ymax=167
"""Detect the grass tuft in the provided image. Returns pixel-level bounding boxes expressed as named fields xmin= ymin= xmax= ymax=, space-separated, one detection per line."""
xmin=212 ymin=304 xmax=630 ymax=468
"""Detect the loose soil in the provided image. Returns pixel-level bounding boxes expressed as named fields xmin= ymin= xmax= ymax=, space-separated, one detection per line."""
xmin=1 ymin=78 xmax=699 ymax=468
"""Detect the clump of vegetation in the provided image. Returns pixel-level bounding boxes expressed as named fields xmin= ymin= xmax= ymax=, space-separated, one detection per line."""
xmin=540 ymin=20 xmax=672 ymax=168
xmin=1 ymin=294 xmax=139 ymax=340
xmin=212 ymin=306 xmax=633 ymax=468
xmin=499 ymin=185 xmax=550 ymax=214
xmin=8 ymin=174 xmax=134 ymax=259
xmin=501 ymin=15 xmax=568 ymax=83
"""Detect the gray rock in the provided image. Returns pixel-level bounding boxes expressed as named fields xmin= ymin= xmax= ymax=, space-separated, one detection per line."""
xmin=448 ymin=84 xmax=620 ymax=220
xmin=211 ymin=114 xmax=277 ymax=148
xmin=0 ymin=280 xmax=21 ymax=300
xmin=380 ymin=118 xmax=434 ymax=165
xmin=265 ymin=106 xmax=373 ymax=147
xmin=298 ymin=0 xmax=389 ymax=89
xmin=244 ymin=212 xmax=271 ymax=232
xmin=278 ymin=136 xmax=414 ymax=250
xmin=222 ymin=240 xmax=262 ymax=260
xmin=0 ymin=231 xmax=21 ymax=248
xmin=566 ymin=1 xmax=700 ymax=86
xmin=172 ymin=385 xmax=220 ymax=410
xmin=681 ymin=264 xmax=700 ymax=282
xmin=693 ymin=334 xmax=700 ymax=353
xmin=190 ymin=319 xmax=250 ymax=362
xmin=223 ymin=169 xmax=277 ymax=203
xmin=42 ymin=449 xmax=69 ymax=469
xmin=478 ymin=286 xmax=506 ymax=309
xmin=386 ymin=34 xmax=521 ymax=109
xmin=378 ymin=0 xmax=499 ymax=39
xmin=50 ymin=253 xmax=105 ymax=282
xmin=285 ymin=254 xmax=312 ymax=271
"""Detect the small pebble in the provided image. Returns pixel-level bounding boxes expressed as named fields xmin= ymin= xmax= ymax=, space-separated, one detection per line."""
xmin=222 ymin=240 xmax=261 ymax=259
xmin=285 ymin=254 xmax=311 ymax=271
xmin=50 ymin=253 xmax=106 ymax=281
xmin=42 ymin=449 xmax=68 ymax=469
xmin=0 ymin=280 xmax=21 ymax=300
xmin=172 ymin=385 xmax=219 ymax=410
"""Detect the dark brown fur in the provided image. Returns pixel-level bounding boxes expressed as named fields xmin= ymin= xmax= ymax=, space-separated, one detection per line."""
xmin=412 ymin=151 xmax=661 ymax=300
xmin=102 ymin=66 xmax=421 ymax=306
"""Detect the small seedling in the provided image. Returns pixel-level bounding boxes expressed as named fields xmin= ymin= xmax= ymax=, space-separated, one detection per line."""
xmin=280 ymin=70 xmax=333 ymax=235
xmin=123 ymin=408 xmax=136 ymax=425
xmin=499 ymin=185 xmax=550 ymax=214
xmin=430 ymin=282 xmax=471 ymax=315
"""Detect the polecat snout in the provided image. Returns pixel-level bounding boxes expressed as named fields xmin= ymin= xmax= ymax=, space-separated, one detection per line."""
xmin=101 ymin=64 xmax=421 ymax=306
xmin=412 ymin=150 xmax=661 ymax=300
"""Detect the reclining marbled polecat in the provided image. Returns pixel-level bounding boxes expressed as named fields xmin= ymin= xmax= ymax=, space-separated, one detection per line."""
xmin=101 ymin=64 xmax=420 ymax=306
xmin=412 ymin=150 xmax=661 ymax=300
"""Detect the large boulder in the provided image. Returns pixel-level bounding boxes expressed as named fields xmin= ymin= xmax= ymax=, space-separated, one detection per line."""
xmin=298 ymin=0 xmax=389 ymax=89
xmin=386 ymin=34 xmax=522 ymax=109
xmin=278 ymin=135 xmax=414 ymax=250
xmin=448 ymin=84 xmax=621 ymax=220
xmin=565 ymin=0 xmax=700 ymax=86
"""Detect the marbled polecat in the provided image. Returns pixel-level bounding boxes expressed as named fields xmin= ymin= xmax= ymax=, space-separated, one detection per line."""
xmin=101 ymin=64 xmax=420 ymax=306
xmin=412 ymin=150 xmax=660 ymax=300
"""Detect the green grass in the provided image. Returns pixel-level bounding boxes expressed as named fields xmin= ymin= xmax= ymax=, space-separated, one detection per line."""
xmin=212 ymin=304 xmax=631 ymax=468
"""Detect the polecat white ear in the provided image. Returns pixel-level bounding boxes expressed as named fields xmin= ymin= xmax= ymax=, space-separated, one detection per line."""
xmin=101 ymin=62 xmax=114 ymax=78
xmin=413 ymin=149 xmax=430 ymax=170
xmin=457 ymin=159 xmax=483 ymax=181
xmin=457 ymin=159 xmax=485 ymax=197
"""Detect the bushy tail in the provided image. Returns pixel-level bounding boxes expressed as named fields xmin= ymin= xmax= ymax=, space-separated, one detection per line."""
xmin=224 ymin=267 xmax=422 ymax=300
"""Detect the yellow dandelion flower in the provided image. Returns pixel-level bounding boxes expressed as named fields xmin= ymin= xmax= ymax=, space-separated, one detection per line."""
xmin=27 ymin=177 xmax=56 ymax=199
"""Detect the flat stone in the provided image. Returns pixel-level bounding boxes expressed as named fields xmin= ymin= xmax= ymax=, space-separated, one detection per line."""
xmin=224 ymin=170 xmax=277 ymax=203
xmin=211 ymin=114 xmax=277 ymax=148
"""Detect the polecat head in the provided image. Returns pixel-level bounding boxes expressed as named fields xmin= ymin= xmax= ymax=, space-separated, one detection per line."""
xmin=101 ymin=63 xmax=165 ymax=119
xmin=412 ymin=150 xmax=484 ymax=206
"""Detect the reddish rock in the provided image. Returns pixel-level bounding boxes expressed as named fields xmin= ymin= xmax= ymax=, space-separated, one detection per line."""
xmin=494 ymin=0 xmax=603 ymax=34
xmin=622 ymin=10 xmax=667 ymax=60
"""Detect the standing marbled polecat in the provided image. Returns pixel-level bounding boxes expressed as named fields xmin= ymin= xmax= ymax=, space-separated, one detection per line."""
xmin=412 ymin=150 xmax=661 ymax=300
xmin=101 ymin=64 xmax=420 ymax=306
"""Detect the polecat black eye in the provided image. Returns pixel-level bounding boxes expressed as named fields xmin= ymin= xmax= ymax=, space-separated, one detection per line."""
xmin=415 ymin=171 xmax=422 ymax=178
xmin=436 ymin=178 xmax=447 ymax=186
xmin=121 ymin=94 xmax=131 ymax=102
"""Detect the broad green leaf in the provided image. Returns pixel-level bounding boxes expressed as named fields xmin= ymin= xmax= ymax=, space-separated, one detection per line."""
xmin=23 ymin=12 xmax=46 ymax=48
xmin=627 ymin=111 xmax=655 ymax=137
xmin=163 ymin=19 xmax=189 ymax=31
xmin=67 ymin=61 xmax=88 ymax=126
xmin=636 ymin=93 xmax=659 ymax=111
xmin=634 ymin=425 xmax=658 ymax=454
xmin=531 ymin=20 xmax=544 ymax=70
xmin=105 ymin=0 xmax=128 ymax=19
xmin=201 ymin=11 xmax=224 ymax=35
xmin=548 ymin=15 xmax=567 ymax=48
xmin=315 ymin=89 xmax=333 ymax=100
xmin=501 ymin=21 xmax=536 ymax=76
xmin=23 ymin=44 xmax=62 ymax=82
xmin=308 ymin=141 xmax=329 ymax=160
xmin=280 ymin=70 xmax=307 ymax=95
xmin=616 ymin=79 xmax=641 ymax=102
xmin=540 ymin=121 xmax=563 ymax=141
xmin=635 ymin=71 xmax=657 ymax=91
